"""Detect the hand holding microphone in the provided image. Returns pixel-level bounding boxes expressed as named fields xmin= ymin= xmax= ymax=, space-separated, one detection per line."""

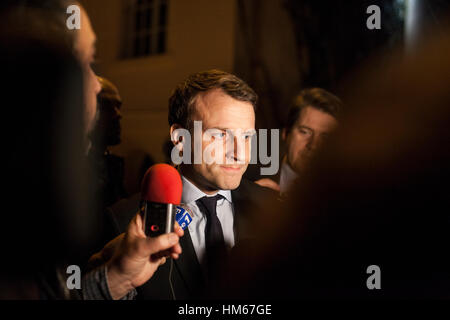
xmin=103 ymin=164 xmax=185 ymax=299
xmin=105 ymin=212 xmax=183 ymax=300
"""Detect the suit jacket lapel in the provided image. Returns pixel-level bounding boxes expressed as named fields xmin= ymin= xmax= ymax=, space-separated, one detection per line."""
xmin=173 ymin=227 xmax=204 ymax=295
xmin=172 ymin=179 xmax=272 ymax=296
xmin=172 ymin=193 xmax=253 ymax=295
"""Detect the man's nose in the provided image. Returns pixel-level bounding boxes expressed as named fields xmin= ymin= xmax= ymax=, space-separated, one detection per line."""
xmin=307 ymin=135 xmax=325 ymax=152
xmin=306 ymin=135 xmax=318 ymax=152
xmin=93 ymin=73 xmax=101 ymax=95
xmin=230 ymin=135 xmax=246 ymax=163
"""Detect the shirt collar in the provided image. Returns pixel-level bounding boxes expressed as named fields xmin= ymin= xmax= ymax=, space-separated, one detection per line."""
xmin=181 ymin=175 xmax=232 ymax=204
xmin=279 ymin=159 xmax=299 ymax=194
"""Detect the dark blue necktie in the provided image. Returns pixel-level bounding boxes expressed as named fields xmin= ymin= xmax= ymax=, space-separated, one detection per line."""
xmin=196 ymin=195 xmax=227 ymax=274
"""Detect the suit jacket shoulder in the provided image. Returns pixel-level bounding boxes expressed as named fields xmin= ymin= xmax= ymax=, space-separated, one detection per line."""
xmin=233 ymin=178 xmax=278 ymax=203
xmin=106 ymin=179 xmax=277 ymax=235
xmin=231 ymin=179 xmax=278 ymax=242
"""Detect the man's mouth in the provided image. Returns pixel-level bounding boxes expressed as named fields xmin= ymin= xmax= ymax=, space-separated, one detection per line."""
xmin=219 ymin=165 xmax=243 ymax=172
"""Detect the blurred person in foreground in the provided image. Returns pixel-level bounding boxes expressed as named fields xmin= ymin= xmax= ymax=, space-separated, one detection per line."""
xmin=0 ymin=1 xmax=182 ymax=300
xmin=220 ymin=22 xmax=450 ymax=299
xmin=255 ymin=88 xmax=341 ymax=195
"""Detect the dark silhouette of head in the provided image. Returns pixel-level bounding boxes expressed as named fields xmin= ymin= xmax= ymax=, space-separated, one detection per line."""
xmin=90 ymin=77 xmax=123 ymax=150
xmin=1 ymin=16 xmax=89 ymax=275
xmin=0 ymin=1 xmax=98 ymax=298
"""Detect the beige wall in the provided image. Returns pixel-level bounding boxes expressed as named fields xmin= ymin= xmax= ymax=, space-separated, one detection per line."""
xmin=81 ymin=0 xmax=237 ymax=193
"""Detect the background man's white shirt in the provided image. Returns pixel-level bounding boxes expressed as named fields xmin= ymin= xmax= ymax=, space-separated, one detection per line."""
xmin=279 ymin=160 xmax=299 ymax=195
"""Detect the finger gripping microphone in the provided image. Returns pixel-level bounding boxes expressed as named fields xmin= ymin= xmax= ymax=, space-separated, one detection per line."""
xmin=140 ymin=164 xmax=182 ymax=237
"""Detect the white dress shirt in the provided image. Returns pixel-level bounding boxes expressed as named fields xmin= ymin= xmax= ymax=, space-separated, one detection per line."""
xmin=181 ymin=176 xmax=235 ymax=269
xmin=279 ymin=160 xmax=299 ymax=195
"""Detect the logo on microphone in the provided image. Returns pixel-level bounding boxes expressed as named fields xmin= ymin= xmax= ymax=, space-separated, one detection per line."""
xmin=175 ymin=206 xmax=193 ymax=230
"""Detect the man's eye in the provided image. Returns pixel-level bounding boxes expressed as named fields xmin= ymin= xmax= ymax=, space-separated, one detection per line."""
xmin=212 ymin=132 xmax=226 ymax=139
xmin=299 ymin=128 xmax=312 ymax=135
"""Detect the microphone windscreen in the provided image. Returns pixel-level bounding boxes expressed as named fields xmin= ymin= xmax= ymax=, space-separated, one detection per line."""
xmin=141 ymin=164 xmax=182 ymax=204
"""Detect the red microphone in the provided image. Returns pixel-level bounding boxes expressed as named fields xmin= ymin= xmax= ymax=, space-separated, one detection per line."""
xmin=140 ymin=164 xmax=182 ymax=237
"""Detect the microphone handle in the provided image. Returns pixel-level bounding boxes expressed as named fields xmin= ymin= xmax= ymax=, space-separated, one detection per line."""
xmin=140 ymin=200 xmax=175 ymax=237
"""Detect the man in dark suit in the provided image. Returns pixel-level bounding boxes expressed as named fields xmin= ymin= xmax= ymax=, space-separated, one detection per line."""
xmin=255 ymin=88 xmax=342 ymax=196
xmin=105 ymin=69 xmax=276 ymax=299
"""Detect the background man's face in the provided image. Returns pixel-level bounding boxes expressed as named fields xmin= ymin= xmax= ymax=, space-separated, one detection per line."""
xmin=284 ymin=106 xmax=337 ymax=174
xmin=93 ymin=91 xmax=122 ymax=147
xmin=184 ymin=88 xmax=255 ymax=194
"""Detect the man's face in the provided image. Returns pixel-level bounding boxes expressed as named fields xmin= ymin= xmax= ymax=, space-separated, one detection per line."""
xmin=180 ymin=89 xmax=255 ymax=194
xmin=284 ymin=106 xmax=338 ymax=174
xmin=75 ymin=7 xmax=101 ymax=137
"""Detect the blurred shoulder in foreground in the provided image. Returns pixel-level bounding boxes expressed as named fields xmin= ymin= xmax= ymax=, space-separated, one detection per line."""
xmin=221 ymin=21 xmax=450 ymax=299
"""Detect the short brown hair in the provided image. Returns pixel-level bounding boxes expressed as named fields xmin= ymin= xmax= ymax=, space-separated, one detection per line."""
xmin=168 ymin=69 xmax=257 ymax=129
xmin=285 ymin=88 xmax=342 ymax=134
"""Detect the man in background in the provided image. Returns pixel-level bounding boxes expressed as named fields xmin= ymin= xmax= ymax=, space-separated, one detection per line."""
xmin=89 ymin=76 xmax=127 ymax=209
xmin=256 ymin=88 xmax=341 ymax=195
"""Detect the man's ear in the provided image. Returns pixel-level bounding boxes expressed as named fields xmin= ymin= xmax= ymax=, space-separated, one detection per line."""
xmin=170 ymin=124 xmax=184 ymax=152
xmin=281 ymin=128 xmax=287 ymax=141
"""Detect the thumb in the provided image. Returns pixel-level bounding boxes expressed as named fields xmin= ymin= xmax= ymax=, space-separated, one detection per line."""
xmin=141 ymin=232 xmax=179 ymax=257
xmin=127 ymin=212 xmax=146 ymax=239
